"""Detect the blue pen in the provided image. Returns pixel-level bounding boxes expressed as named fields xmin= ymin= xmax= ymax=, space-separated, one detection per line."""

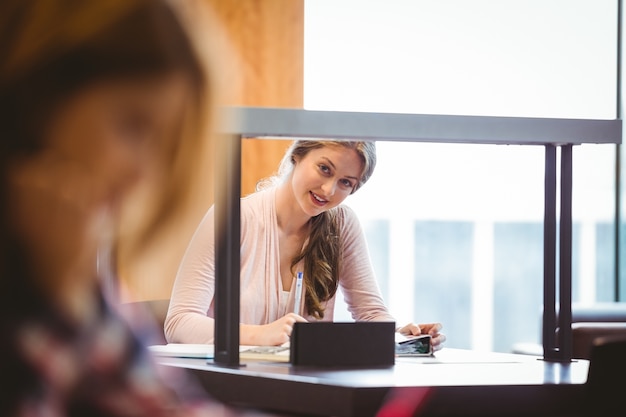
xmin=293 ymin=272 xmax=304 ymax=314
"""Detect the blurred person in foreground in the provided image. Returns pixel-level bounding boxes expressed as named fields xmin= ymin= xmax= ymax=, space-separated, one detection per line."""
xmin=0 ymin=0 xmax=247 ymax=415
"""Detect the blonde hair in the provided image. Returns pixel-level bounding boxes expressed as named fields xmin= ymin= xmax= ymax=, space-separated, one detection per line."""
xmin=276 ymin=140 xmax=377 ymax=318
xmin=0 ymin=0 xmax=220 ymax=290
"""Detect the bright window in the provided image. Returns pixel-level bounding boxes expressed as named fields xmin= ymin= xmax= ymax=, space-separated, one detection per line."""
xmin=305 ymin=0 xmax=618 ymax=351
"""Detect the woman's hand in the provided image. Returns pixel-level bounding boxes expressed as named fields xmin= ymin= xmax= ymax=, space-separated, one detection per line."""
xmin=397 ymin=322 xmax=446 ymax=351
xmin=241 ymin=313 xmax=308 ymax=346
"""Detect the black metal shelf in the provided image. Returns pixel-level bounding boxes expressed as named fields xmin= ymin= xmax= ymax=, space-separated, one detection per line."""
xmin=214 ymin=106 xmax=622 ymax=366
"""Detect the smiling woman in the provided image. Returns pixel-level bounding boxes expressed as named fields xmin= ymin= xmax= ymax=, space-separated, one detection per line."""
xmin=272 ymin=141 xmax=376 ymax=319
xmin=165 ymin=140 xmax=446 ymax=348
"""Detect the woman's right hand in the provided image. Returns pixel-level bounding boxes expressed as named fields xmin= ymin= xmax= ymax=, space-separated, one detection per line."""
xmin=241 ymin=313 xmax=308 ymax=346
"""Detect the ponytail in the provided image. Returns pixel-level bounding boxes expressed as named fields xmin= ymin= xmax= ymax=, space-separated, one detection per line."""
xmin=291 ymin=210 xmax=342 ymax=319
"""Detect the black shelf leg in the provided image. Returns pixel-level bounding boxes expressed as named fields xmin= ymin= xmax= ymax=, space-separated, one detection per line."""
xmin=542 ymin=144 xmax=573 ymax=362
xmin=558 ymin=144 xmax=573 ymax=361
xmin=543 ymin=144 xmax=558 ymax=360
xmin=214 ymin=134 xmax=242 ymax=367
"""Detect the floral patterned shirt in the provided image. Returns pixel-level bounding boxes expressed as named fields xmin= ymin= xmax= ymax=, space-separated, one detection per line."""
xmin=0 ymin=289 xmax=238 ymax=417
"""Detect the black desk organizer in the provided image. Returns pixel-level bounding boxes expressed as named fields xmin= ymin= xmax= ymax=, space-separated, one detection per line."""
xmin=290 ymin=322 xmax=396 ymax=367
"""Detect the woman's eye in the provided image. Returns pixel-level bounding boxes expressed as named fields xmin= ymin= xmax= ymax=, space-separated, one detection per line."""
xmin=340 ymin=179 xmax=354 ymax=188
xmin=115 ymin=109 xmax=153 ymax=143
xmin=319 ymin=164 xmax=331 ymax=174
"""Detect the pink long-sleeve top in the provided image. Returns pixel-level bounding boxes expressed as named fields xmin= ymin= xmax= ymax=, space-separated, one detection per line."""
xmin=164 ymin=187 xmax=394 ymax=344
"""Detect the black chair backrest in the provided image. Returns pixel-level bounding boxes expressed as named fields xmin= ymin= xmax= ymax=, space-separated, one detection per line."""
xmin=585 ymin=335 xmax=626 ymax=416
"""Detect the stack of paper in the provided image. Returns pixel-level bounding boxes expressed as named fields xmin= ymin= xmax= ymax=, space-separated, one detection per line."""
xmin=148 ymin=343 xmax=290 ymax=363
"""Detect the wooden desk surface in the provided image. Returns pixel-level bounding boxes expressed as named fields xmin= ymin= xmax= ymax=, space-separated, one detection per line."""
xmin=156 ymin=349 xmax=590 ymax=417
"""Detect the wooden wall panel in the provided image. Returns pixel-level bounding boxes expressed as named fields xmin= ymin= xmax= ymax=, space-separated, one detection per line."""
xmin=119 ymin=0 xmax=304 ymax=302
xmin=207 ymin=0 xmax=304 ymax=195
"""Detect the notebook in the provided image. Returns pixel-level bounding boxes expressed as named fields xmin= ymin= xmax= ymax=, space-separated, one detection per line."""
xmin=148 ymin=343 xmax=290 ymax=362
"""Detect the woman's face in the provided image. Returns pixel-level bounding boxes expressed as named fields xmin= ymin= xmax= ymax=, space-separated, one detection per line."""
xmin=8 ymin=74 xmax=189 ymax=289
xmin=43 ymin=74 xmax=189 ymax=211
xmin=290 ymin=145 xmax=364 ymax=217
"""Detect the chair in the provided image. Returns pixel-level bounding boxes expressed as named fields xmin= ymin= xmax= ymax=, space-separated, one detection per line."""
xmin=512 ymin=303 xmax=626 ymax=360
xmin=572 ymin=322 xmax=626 ymax=359
xmin=566 ymin=303 xmax=626 ymax=360
xmin=584 ymin=335 xmax=626 ymax=416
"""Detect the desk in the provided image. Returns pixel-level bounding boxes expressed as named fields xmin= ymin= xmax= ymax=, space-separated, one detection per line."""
xmin=156 ymin=349 xmax=589 ymax=417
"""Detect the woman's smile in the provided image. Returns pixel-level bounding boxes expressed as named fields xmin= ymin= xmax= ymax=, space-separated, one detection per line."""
xmin=310 ymin=191 xmax=329 ymax=207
